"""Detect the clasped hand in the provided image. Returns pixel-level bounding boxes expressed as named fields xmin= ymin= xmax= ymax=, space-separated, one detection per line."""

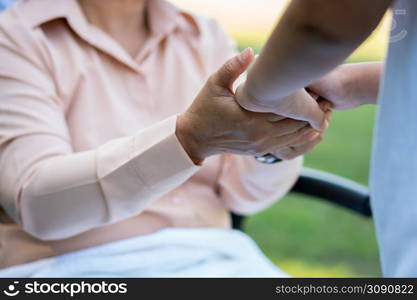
xmin=176 ymin=48 xmax=331 ymax=165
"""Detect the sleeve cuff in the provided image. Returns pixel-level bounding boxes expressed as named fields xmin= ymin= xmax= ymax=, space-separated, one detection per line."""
xmin=130 ymin=115 xmax=200 ymax=192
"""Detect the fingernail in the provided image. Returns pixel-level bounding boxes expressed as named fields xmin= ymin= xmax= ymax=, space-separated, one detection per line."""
xmin=238 ymin=47 xmax=253 ymax=64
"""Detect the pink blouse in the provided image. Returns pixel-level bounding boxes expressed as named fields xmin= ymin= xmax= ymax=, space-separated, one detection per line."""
xmin=0 ymin=0 xmax=302 ymax=269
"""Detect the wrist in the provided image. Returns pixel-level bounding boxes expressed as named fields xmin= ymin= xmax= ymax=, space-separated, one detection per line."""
xmin=175 ymin=114 xmax=206 ymax=165
xmin=235 ymin=83 xmax=275 ymax=113
xmin=338 ymin=64 xmax=375 ymax=106
xmin=330 ymin=64 xmax=351 ymax=99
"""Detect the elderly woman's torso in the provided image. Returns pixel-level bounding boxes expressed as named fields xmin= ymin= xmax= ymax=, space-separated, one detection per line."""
xmin=0 ymin=0 xmax=302 ymax=270
xmin=0 ymin=0 xmax=235 ymax=268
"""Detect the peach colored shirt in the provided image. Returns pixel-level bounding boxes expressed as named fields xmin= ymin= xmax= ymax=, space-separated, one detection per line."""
xmin=0 ymin=0 xmax=302 ymax=269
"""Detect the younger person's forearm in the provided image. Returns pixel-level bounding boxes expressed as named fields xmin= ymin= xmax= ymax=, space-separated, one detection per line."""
xmin=339 ymin=62 xmax=383 ymax=105
xmin=237 ymin=0 xmax=391 ymax=108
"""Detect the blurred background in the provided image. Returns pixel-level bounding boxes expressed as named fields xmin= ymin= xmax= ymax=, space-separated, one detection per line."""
xmin=172 ymin=0 xmax=391 ymax=277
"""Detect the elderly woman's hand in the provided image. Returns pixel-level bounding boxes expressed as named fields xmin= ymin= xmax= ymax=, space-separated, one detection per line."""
xmin=176 ymin=48 xmax=329 ymax=165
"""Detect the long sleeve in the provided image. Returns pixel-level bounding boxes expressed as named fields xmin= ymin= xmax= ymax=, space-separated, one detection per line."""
xmin=0 ymin=28 xmax=198 ymax=241
xmin=218 ymin=155 xmax=303 ymax=215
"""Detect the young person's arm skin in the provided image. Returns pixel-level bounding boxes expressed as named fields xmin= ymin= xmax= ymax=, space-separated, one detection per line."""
xmin=236 ymin=0 xmax=392 ymax=128
xmin=308 ymin=62 xmax=383 ymax=109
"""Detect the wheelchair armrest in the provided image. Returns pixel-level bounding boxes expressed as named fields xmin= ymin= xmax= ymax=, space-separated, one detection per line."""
xmin=291 ymin=168 xmax=372 ymax=217
xmin=231 ymin=167 xmax=371 ymax=230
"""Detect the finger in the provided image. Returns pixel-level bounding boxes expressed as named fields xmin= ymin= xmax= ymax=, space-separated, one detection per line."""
xmin=247 ymin=111 xmax=287 ymax=122
xmin=282 ymin=134 xmax=324 ymax=159
xmin=211 ymin=48 xmax=254 ymax=90
xmin=268 ymin=118 xmax=309 ymax=136
xmin=289 ymin=130 xmax=321 ymax=147
xmin=262 ymin=126 xmax=313 ymax=152
xmin=271 ymin=147 xmax=296 ymax=160
xmin=266 ymin=114 xmax=287 ymax=122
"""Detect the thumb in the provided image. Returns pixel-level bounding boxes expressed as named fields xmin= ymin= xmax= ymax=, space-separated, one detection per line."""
xmin=211 ymin=48 xmax=254 ymax=90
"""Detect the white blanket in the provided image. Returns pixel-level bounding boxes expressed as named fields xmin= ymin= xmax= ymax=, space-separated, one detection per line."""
xmin=0 ymin=228 xmax=288 ymax=277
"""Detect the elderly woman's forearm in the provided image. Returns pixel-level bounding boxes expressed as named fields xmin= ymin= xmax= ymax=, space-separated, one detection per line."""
xmin=10 ymin=117 xmax=198 ymax=241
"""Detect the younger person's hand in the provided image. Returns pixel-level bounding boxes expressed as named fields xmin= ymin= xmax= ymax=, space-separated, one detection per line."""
xmin=308 ymin=63 xmax=382 ymax=109
xmin=236 ymin=83 xmax=328 ymax=132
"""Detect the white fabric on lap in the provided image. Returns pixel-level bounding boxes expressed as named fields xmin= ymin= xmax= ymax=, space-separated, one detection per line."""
xmin=0 ymin=228 xmax=288 ymax=278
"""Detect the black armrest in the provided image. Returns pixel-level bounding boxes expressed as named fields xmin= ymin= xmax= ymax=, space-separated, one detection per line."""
xmin=292 ymin=168 xmax=371 ymax=217
xmin=231 ymin=168 xmax=371 ymax=230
